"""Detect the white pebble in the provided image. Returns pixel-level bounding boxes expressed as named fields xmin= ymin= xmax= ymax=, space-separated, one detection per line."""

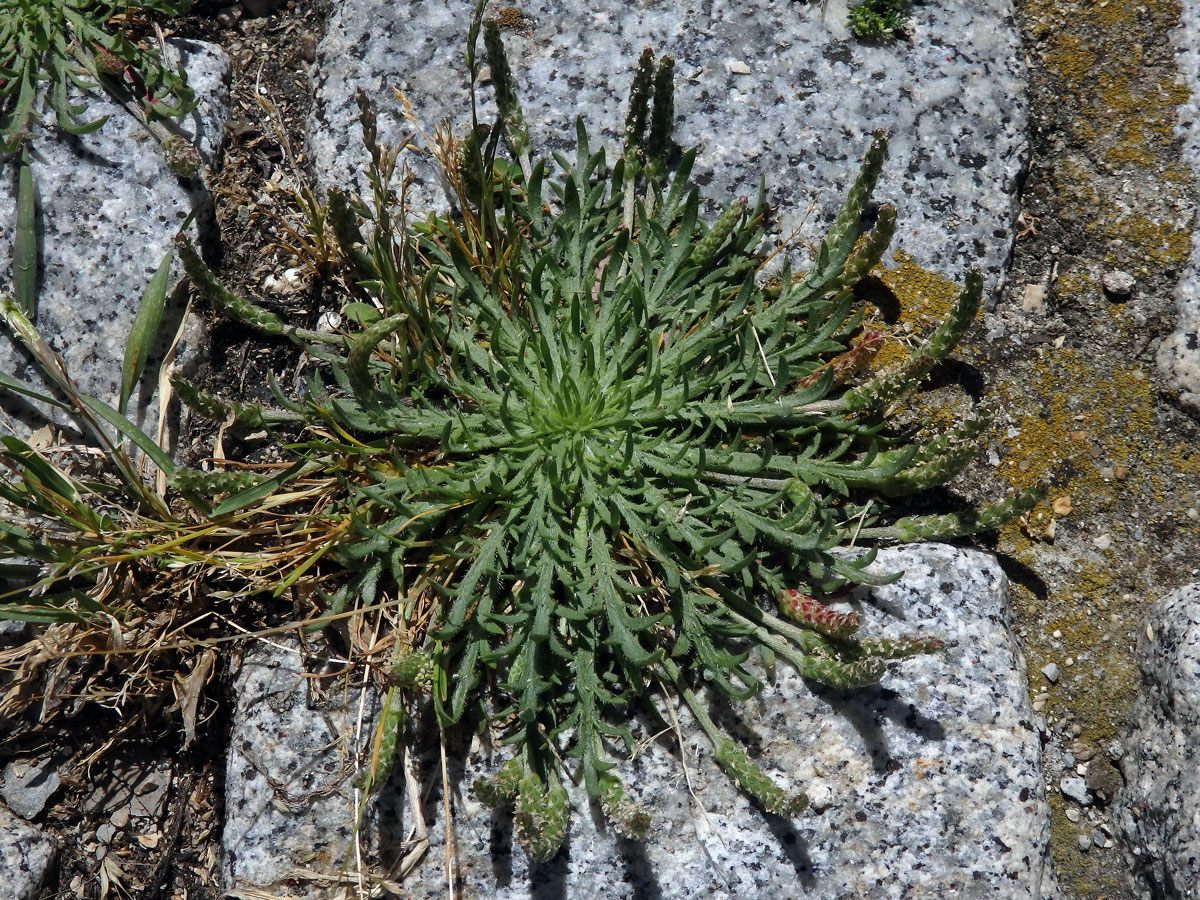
xmin=1102 ymin=270 xmax=1135 ymax=296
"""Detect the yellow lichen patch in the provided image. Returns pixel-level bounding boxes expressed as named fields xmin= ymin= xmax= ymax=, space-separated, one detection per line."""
xmin=1168 ymin=443 xmax=1200 ymax=477
xmin=1042 ymin=30 xmax=1096 ymax=89
xmin=496 ymin=6 xmax=527 ymax=29
xmin=866 ymin=249 xmax=976 ymax=371
xmin=876 ymin=249 xmax=965 ymax=325
xmin=997 ymin=349 xmax=1155 ymax=497
xmin=1052 ymin=267 xmax=1098 ymax=305
xmin=1093 ymin=213 xmax=1192 ymax=268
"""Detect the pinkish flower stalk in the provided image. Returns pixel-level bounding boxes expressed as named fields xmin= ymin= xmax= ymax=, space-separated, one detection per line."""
xmin=777 ymin=588 xmax=861 ymax=639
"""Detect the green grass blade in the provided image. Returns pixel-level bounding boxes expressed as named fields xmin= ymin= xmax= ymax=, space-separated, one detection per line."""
xmin=13 ymin=149 xmax=37 ymax=317
xmin=209 ymin=460 xmax=306 ymax=517
xmin=0 ymin=596 xmax=96 ymax=624
xmin=0 ymin=369 xmax=67 ymax=410
xmin=120 ymin=245 xmax=175 ymax=415
xmin=79 ymin=394 xmax=177 ymax=476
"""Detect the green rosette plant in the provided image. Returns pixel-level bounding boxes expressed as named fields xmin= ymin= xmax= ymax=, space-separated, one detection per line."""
xmin=164 ymin=13 xmax=1042 ymax=863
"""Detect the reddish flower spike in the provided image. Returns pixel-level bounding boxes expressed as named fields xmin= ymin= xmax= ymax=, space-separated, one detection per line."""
xmin=777 ymin=588 xmax=861 ymax=639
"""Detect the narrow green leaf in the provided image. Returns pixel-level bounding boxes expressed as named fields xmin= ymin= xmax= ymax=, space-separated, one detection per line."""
xmin=120 ymin=245 xmax=175 ymax=415
xmin=13 ymin=149 xmax=37 ymax=318
xmin=209 ymin=459 xmax=307 ymax=517
xmin=0 ymin=369 xmax=66 ymax=409
xmin=79 ymin=394 xmax=177 ymax=476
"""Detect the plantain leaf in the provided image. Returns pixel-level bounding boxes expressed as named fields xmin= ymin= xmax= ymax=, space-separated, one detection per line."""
xmin=119 ymin=244 xmax=175 ymax=415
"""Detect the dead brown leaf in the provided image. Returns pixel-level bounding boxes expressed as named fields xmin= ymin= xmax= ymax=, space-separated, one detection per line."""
xmin=173 ymin=648 xmax=216 ymax=749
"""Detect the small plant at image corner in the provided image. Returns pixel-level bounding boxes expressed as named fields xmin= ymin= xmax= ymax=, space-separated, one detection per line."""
xmin=0 ymin=0 xmax=197 ymax=156
xmin=847 ymin=0 xmax=911 ymax=41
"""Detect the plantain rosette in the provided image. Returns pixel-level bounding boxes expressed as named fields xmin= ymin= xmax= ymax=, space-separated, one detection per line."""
xmin=176 ymin=11 xmax=1044 ymax=862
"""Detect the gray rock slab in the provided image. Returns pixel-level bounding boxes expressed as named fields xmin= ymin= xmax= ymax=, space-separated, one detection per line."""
xmin=309 ymin=0 xmax=1027 ymax=294
xmin=1115 ymin=583 xmax=1200 ymax=899
xmin=0 ymin=804 xmax=55 ymax=900
xmin=222 ymin=638 xmax=384 ymax=898
xmin=0 ymin=758 xmax=61 ymax=821
xmin=1161 ymin=0 xmax=1200 ymax=413
xmin=225 ymin=545 xmax=1059 ymax=899
xmin=0 ymin=40 xmax=229 ymax=436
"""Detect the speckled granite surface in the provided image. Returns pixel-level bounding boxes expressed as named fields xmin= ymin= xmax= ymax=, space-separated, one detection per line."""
xmin=0 ymin=804 xmax=55 ymax=900
xmin=309 ymin=0 xmax=1027 ymax=294
xmin=1160 ymin=0 xmax=1200 ymax=413
xmin=0 ymin=40 xmax=229 ymax=434
xmin=1116 ymin=584 xmax=1200 ymax=899
xmin=222 ymin=640 xmax=383 ymax=896
xmin=222 ymin=545 xmax=1060 ymax=900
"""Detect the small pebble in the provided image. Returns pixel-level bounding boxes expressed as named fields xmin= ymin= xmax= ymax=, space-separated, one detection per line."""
xmin=1102 ymin=269 xmax=1136 ymax=297
xmin=1077 ymin=833 xmax=1092 ymax=852
xmin=97 ymin=822 xmax=116 ymax=844
xmin=1113 ymin=465 xmax=1129 ymax=480
xmin=1042 ymin=662 xmax=1060 ymax=683
xmin=1063 ymin=752 xmax=1076 ymax=768
xmin=1060 ymin=776 xmax=1091 ymax=805
xmin=1092 ymin=533 xmax=1112 ymax=550
xmin=1065 ymin=807 xmax=1081 ymax=823
xmin=727 ymin=59 xmax=752 ymax=74
xmin=1052 ymin=496 xmax=1072 ymax=516
xmin=806 ymin=783 xmax=833 ymax=812
xmin=109 ymin=807 xmax=130 ymax=829
xmin=1022 ymin=283 xmax=1047 ymax=313
xmin=1070 ymin=741 xmax=1096 ymax=762
xmin=300 ymin=33 xmax=318 ymax=63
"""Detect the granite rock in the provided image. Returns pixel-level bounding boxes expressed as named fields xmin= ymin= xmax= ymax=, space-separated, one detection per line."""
xmin=0 ymin=40 xmax=230 ymax=436
xmin=222 ymin=639 xmax=385 ymax=897
xmin=1160 ymin=0 xmax=1200 ymax=413
xmin=309 ymin=0 xmax=1027 ymax=294
xmin=0 ymin=803 xmax=55 ymax=900
xmin=225 ymin=545 xmax=1060 ymax=900
xmin=1115 ymin=584 xmax=1200 ymax=899
xmin=0 ymin=758 xmax=61 ymax=821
